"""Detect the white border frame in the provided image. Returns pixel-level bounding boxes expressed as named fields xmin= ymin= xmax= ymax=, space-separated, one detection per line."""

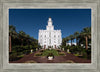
xmin=2 ymin=3 xmax=97 ymax=69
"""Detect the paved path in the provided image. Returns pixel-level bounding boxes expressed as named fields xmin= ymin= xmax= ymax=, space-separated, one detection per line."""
xmin=10 ymin=49 xmax=91 ymax=63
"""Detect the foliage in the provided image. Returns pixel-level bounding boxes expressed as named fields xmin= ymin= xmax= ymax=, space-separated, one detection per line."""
xmin=9 ymin=52 xmax=24 ymax=61
xmin=42 ymin=49 xmax=59 ymax=56
xmin=61 ymin=27 xmax=91 ymax=59
xmin=74 ymin=53 xmax=79 ymax=56
xmin=34 ymin=52 xmax=42 ymax=56
xmin=59 ymin=52 xmax=65 ymax=56
xmin=34 ymin=49 xmax=66 ymax=56
xmin=9 ymin=25 xmax=41 ymax=61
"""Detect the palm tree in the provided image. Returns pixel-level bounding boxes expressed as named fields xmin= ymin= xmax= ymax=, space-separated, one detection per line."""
xmin=18 ymin=31 xmax=26 ymax=46
xmin=9 ymin=25 xmax=17 ymax=52
xmin=74 ymin=31 xmax=79 ymax=45
xmin=69 ymin=35 xmax=74 ymax=46
xmin=62 ymin=38 xmax=67 ymax=46
xmin=80 ymin=27 xmax=91 ymax=50
xmin=25 ymin=34 xmax=30 ymax=45
xmin=65 ymin=37 xmax=70 ymax=44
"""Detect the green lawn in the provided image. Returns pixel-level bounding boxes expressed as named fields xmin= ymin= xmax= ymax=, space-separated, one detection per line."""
xmin=42 ymin=49 xmax=59 ymax=56
xmin=34 ymin=49 xmax=66 ymax=56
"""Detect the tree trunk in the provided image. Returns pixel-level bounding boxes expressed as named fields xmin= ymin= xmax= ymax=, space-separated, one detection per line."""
xmin=9 ymin=35 xmax=12 ymax=52
xmin=85 ymin=36 xmax=88 ymax=50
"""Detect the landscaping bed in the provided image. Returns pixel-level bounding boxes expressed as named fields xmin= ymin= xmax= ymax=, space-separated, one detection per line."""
xmin=34 ymin=49 xmax=66 ymax=57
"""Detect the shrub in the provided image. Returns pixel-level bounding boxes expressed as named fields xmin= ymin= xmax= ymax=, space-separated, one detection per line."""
xmin=34 ymin=52 xmax=42 ymax=56
xmin=40 ymin=50 xmax=44 ymax=52
xmin=9 ymin=52 xmax=24 ymax=61
xmin=67 ymin=52 xmax=71 ymax=54
xmin=57 ymin=50 xmax=61 ymax=52
xmin=74 ymin=53 xmax=79 ymax=56
xmin=24 ymin=50 xmax=30 ymax=55
xmin=17 ymin=52 xmax=23 ymax=56
xmin=30 ymin=45 xmax=33 ymax=49
xmin=17 ymin=54 xmax=24 ymax=58
xmin=9 ymin=52 xmax=18 ymax=61
xmin=59 ymin=52 xmax=65 ymax=56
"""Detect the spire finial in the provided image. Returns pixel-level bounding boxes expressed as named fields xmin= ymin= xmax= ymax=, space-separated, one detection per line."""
xmin=48 ymin=17 xmax=52 ymax=21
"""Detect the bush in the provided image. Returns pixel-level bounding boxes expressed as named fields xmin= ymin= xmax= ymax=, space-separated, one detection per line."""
xmin=17 ymin=54 xmax=24 ymax=58
xmin=17 ymin=52 xmax=23 ymax=56
xmin=24 ymin=50 xmax=30 ymax=55
xmin=12 ymin=45 xmax=25 ymax=52
xmin=42 ymin=49 xmax=59 ymax=56
xmin=69 ymin=46 xmax=83 ymax=54
xmin=80 ymin=48 xmax=91 ymax=60
xmin=9 ymin=52 xmax=17 ymax=61
xmin=40 ymin=50 xmax=44 ymax=52
xmin=59 ymin=52 xmax=65 ymax=56
xmin=34 ymin=52 xmax=42 ymax=56
xmin=74 ymin=53 xmax=79 ymax=56
xmin=9 ymin=52 xmax=24 ymax=61
xmin=57 ymin=50 xmax=61 ymax=52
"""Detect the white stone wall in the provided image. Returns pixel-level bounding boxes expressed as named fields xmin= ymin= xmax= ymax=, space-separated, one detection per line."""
xmin=66 ymin=43 xmax=77 ymax=46
xmin=38 ymin=18 xmax=62 ymax=49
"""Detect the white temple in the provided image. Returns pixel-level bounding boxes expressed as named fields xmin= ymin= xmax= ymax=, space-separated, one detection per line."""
xmin=38 ymin=17 xmax=62 ymax=49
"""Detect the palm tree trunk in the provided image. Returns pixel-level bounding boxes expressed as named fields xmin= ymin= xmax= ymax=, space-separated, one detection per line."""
xmin=9 ymin=35 xmax=12 ymax=52
xmin=85 ymin=36 xmax=88 ymax=50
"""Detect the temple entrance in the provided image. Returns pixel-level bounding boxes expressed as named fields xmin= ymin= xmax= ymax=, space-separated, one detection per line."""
xmin=55 ymin=45 xmax=56 ymax=49
xmin=44 ymin=45 xmax=46 ymax=49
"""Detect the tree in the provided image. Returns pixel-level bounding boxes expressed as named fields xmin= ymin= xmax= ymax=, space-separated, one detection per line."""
xmin=25 ymin=34 xmax=30 ymax=45
xmin=69 ymin=35 xmax=74 ymax=46
xmin=74 ymin=31 xmax=79 ymax=45
xmin=18 ymin=31 xmax=26 ymax=46
xmin=66 ymin=37 xmax=70 ymax=43
xmin=80 ymin=27 xmax=91 ymax=50
xmin=62 ymin=38 xmax=66 ymax=47
xmin=9 ymin=25 xmax=17 ymax=52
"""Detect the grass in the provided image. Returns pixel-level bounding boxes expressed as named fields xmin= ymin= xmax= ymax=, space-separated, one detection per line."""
xmin=17 ymin=54 xmax=24 ymax=58
xmin=74 ymin=53 xmax=80 ymax=56
xmin=59 ymin=52 xmax=66 ymax=56
xmin=42 ymin=49 xmax=59 ymax=56
xmin=67 ymin=52 xmax=71 ymax=54
xmin=34 ymin=49 xmax=66 ymax=56
xmin=34 ymin=52 xmax=42 ymax=56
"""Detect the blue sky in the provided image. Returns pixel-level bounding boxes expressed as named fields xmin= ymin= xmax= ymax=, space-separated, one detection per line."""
xmin=9 ymin=9 xmax=91 ymax=41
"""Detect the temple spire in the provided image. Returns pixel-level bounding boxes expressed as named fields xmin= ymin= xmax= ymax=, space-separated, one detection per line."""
xmin=48 ymin=17 xmax=52 ymax=26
